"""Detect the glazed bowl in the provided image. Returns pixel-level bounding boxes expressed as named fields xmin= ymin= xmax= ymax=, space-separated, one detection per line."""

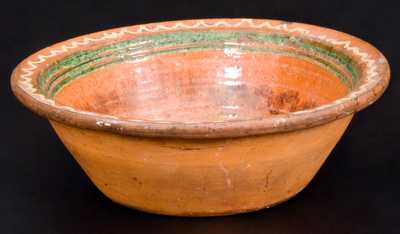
xmin=11 ymin=19 xmax=390 ymax=216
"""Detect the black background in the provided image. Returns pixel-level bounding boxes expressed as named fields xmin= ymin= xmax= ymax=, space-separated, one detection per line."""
xmin=2 ymin=0 xmax=399 ymax=233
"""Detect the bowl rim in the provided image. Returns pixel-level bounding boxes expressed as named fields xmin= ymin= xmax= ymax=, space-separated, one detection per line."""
xmin=11 ymin=18 xmax=390 ymax=138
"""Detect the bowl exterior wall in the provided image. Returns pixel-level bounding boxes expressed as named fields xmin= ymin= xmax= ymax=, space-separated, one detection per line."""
xmin=50 ymin=115 xmax=352 ymax=216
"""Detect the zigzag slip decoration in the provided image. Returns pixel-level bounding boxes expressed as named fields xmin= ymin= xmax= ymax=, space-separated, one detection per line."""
xmin=17 ymin=19 xmax=382 ymax=118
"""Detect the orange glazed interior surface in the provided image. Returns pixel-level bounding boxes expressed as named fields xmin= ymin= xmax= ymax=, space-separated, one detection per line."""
xmin=37 ymin=30 xmax=355 ymax=123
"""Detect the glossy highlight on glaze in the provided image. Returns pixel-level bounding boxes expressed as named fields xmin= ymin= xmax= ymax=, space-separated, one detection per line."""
xmin=11 ymin=19 xmax=390 ymax=216
xmin=34 ymin=30 xmax=362 ymax=123
xmin=38 ymin=30 xmax=359 ymax=98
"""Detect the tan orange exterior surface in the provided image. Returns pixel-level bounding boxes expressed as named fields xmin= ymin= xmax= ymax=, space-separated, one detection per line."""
xmin=11 ymin=19 xmax=389 ymax=216
xmin=51 ymin=114 xmax=352 ymax=216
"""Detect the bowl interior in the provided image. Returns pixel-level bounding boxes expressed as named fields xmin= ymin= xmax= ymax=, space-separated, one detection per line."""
xmin=38 ymin=30 xmax=359 ymax=123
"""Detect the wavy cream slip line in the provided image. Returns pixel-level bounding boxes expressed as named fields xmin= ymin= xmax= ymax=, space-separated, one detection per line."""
xmin=17 ymin=18 xmax=381 ymax=119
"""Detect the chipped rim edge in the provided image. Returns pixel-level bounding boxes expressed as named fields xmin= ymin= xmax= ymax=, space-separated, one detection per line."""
xmin=10 ymin=18 xmax=390 ymax=138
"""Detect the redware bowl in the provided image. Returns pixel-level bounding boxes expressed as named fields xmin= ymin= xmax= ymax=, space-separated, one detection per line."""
xmin=11 ymin=19 xmax=390 ymax=216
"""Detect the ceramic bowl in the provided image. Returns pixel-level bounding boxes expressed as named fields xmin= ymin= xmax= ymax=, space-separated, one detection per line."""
xmin=11 ymin=19 xmax=390 ymax=216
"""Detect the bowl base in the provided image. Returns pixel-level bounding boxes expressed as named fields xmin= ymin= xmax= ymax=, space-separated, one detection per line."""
xmin=106 ymin=185 xmax=307 ymax=217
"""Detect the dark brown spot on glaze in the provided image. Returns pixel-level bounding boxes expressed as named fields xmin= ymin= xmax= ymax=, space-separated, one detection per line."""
xmin=54 ymin=50 xmax=348 ymax=122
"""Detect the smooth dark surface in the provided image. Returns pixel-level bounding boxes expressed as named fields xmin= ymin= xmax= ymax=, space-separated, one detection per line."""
xmin=2 ymin=0 xmax=399 ymax=233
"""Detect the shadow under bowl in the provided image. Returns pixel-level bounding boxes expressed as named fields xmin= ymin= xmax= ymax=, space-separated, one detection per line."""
xmin=11 ymin=18 xmax=390 ymax=216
